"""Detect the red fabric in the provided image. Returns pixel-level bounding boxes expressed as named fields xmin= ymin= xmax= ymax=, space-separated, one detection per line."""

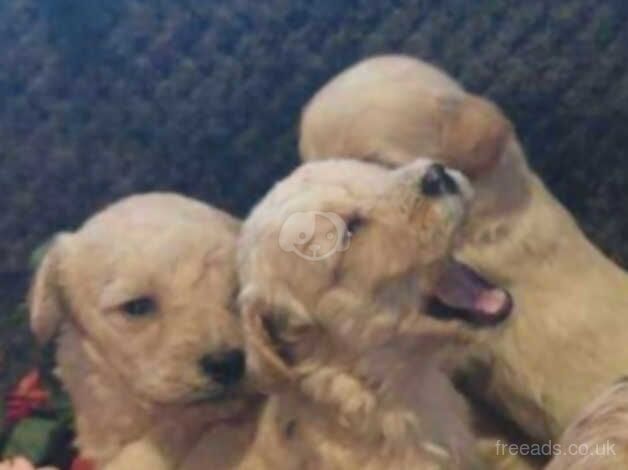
xmin=70 ymin=457 xmax=94 ymax=470
xmin=5 ymin=371 xmax=49 ymax=424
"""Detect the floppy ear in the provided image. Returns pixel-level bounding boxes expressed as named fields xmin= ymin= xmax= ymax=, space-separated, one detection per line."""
xmin=240 ymin=287 xmax=316 ymax=392
xmin=241 ymin=297 xmax=293 ymax=392
xmin=29 ymin=234 xmax=72 ymax=345
xmin=439 ymin=94 xmax=514 ymax=178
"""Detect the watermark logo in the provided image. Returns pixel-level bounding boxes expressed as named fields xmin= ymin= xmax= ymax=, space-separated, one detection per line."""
xmin=495 ymin=440 xmax=617 ymax=458
xmin=278 ymin=211 xmax=349 ymax=261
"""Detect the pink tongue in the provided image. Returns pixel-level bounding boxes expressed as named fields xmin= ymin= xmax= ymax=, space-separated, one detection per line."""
xmin=433 ymin=262 xmax=509 ymax=316
xmin=473 ymin=289 xmax=509 ymax=315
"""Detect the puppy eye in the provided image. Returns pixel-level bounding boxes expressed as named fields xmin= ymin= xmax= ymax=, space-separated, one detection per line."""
xmin=121 ymin=297 xmax=156 ymax=317
xmin=346 ymin=216 xmax=366 ymax=238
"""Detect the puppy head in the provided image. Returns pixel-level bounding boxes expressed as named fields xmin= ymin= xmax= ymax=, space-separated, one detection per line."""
xmin=239 ymin=160 xmax=510 ymax=389
xmin=300 ymin=55 xmax=529 ymax=219
xmin=437 ymin=95 xmax=513 ymax=178
xmin=30 ymin=193 xmax=247 ymax=405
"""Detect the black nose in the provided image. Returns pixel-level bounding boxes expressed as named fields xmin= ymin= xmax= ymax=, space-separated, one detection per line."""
xmin=200 ymin=349 xmax=245 ymax=386
xmin=421 ymin=163 xmax=459 ymax=197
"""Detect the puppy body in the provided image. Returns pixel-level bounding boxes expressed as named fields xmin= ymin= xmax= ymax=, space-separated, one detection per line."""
xmin=245 ymin=290 xmax=479 ymax=469
xmin=546 ymin=379 xmax=628 ymax=469
xmin=238 ymin=159 xmax=499 ymax=469
xmin=30 ymin=194 xmax=260 ymax=469
xmin=299 ymin=55 xmax=628 ymax=443
xmin=457 ymin=168 xmax=628 ymax=440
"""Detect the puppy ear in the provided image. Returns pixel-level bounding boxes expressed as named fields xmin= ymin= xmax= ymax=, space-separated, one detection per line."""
xmin=241 ymin=296 xmax=295 ymax=392
xmin=29 ymin=234 xmax=72 ymax=345
xmin=439 ymin=94 xmax=513 ymax=178
xmin=240 ymin=288 xmax=315 ymax=392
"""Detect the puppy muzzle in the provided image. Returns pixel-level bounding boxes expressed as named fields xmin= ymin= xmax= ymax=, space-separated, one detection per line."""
xmin=200 ymin=348 xmax=246 ymax=386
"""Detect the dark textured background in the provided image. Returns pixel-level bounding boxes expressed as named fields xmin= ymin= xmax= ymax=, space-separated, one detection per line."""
xmin=1 ymin=0 xmax=628 ymax=305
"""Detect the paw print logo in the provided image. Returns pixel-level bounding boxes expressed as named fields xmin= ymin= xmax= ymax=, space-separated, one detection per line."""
xmin=278 ymin=212 xmax=350 ymax=261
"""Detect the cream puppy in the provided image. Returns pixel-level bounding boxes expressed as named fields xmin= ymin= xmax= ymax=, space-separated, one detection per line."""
xmin=29 ymin=193 xmax=260 ymax=469
xmin=238 ymin=159 xmax=512 ymax=469
xmin=299 ymin=54 xmax=628 ymax=444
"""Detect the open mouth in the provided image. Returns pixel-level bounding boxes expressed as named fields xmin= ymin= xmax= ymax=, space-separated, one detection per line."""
xmin=427 ymin=260 xmax=512 ymax=326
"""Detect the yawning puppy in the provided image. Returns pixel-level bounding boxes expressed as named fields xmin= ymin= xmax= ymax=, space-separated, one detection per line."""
xmin=237 ymin=159 xmax=511 ymax=469
xmin=299 ymin=55 xmax=628 ymax=446
xmin=29 ymin=193 xmax=260 ymax=469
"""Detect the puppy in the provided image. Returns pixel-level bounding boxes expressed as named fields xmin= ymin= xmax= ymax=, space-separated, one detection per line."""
xmin=546 ymin=378 xmax=628 ymax=469
xmin=29 ymin=193 xmax=261 ymax=469
xmin=299 ymin=55 xmax=628 ymax=444
xmin=237 ymin=159 xmax=512 ymax=469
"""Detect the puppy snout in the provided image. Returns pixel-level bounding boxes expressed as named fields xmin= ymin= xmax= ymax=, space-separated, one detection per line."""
xmin=420 ymin=163 xmax=459 ymax=197
xmin=200 ymin=349 xmax=245 ymax=386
